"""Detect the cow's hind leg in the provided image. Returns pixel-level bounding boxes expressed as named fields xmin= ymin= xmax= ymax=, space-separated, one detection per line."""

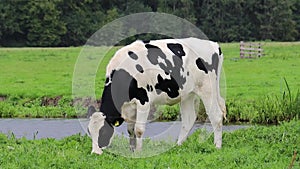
xmin=177 ymin=95 xmax=197 ymax=145
xmin=218 ymin=96 xmax=227 ymax=120
xmin=198 ymin=85 xmax=223 ymax=148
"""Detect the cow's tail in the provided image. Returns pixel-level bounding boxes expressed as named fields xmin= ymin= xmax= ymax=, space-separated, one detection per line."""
xmin=216 ymin=44 xmax=227 ymax=120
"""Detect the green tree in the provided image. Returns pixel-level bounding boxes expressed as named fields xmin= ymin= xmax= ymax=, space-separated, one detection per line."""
xmin=291 ymin=0 xmax=300 ymax=40
xmin=256 ymin=0 xmax=297 ymax=41
xmin=58 ymin=0 xmax=105 ymax=46
xmin=196 ymin=0 xmax=223 ymax=41
xmin=123 ymin=0 xmax=152 ymax=15
xmin=0 ymin=1 xmax=26 ymax=46
xmin=24 ymin=1 xmax=66 ymax=46
xmin=143 ymin=0 xmax=159 ymax=11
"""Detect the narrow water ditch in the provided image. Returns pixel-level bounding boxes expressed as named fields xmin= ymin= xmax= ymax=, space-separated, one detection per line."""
xmin=0 ymin=119 xmax=250 ymax=141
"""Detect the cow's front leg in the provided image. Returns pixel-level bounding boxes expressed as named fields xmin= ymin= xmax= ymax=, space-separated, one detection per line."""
xmin=127 ymin=121 xmax=136 ymax=151
xmin=121 ymin=103 xmax=137 ymax=151
xmin=134 ymin=103 xmax=150 ymax=151
xmin=177 ymin=95 xmax=197 ymax=145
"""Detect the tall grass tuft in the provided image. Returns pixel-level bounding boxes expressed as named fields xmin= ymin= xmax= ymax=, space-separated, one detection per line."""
xmin=227 ymin=78 xmax=300 ymax=124
xmin=282 ymin=77 xmax=300 ymax=121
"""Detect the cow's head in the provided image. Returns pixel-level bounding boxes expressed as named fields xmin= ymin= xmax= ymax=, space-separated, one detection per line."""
xmin=87 ymin=107 xmax=115 ymax=155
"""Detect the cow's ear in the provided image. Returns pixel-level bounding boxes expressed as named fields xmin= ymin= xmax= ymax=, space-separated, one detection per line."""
xmin=87 ymin=106 xmax=97 ymax=118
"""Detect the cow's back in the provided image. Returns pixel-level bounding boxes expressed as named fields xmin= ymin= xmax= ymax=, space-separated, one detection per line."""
xmin=105 ymin=37 xmax=221 ymax=105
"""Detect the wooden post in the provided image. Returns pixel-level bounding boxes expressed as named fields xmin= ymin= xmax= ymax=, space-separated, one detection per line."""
xmin=240 ymin=41 xmax=264 ymax=58
xmin=258 ymin=42 xmax=262 ymax=58
xmin=240 ymin=41 xmax=244 ymax=58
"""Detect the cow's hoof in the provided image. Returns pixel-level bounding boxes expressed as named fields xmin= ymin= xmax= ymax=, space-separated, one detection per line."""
xmin=134 ymin=147 xmax=142 ymax=152
xmin=129 ymin=146 xmax=135 ymax=152
xmin=214 ymin=140 xmax=222 ymax=149
xmin=176 ymin=140 xmax=183 ymax=146
xmin=91 ymin=148 xmax=103 ymax=155
xmin=215 ymin=145 xmax=222 ymax=149
xmin=215 ymin=143 xmax=222 ymax=149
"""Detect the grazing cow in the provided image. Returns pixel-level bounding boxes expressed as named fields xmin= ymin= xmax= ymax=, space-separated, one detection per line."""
xmin=88 ymin=37 xmax=226 ymax=155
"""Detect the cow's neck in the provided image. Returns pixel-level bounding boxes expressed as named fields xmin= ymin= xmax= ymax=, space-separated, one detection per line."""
xmin=100 ymin=84 xmax=124 ymax=127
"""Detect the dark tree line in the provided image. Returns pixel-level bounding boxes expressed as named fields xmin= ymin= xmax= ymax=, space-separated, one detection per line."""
xmin=0 ymin=0 xmax=299 ymax=47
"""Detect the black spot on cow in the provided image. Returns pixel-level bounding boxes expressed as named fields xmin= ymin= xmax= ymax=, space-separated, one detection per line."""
xmin=155 ymin=74 xmax=179 ymax=98
xmin=145 ymin=44 xmax=173 ymax=74
xmin=100 ymin=69 xmax=149 ymax=126
xmin=128 ymin=51 xmax=138 ymax=60
xmin=167 ymin=43 xmax=186 ymax=58
xmin=136 ymin=64 xmax=144 ymax=73
xmin=195 ymin=58 xmax=207 ymax=74
xmin=129 ymin=76 xmax=149 ymax=105
xmin=218 ymin=47 xmax=222 ymax=56
xmin=145 ymin=43 xmax=186 ymax=98
xmin=143 ymin=40 xmax=150 ymax=43
xmin=147 ymin=84 xmax=150 ymax=91
xmin=196 ymin=53 xmax=219 ymax=75
xmin=146 ymin=84 xmax=153 ymax=92
xmin=98 ymin=120 xmax=114 ymax=148
xmin=145 ymin=44 xmax=160 ymax=65
xmin=105 ymin=77 xmax=110 ymax=84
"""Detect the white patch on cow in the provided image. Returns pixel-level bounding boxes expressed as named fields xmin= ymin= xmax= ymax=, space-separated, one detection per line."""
xmin=157 ymin=57 xmax=166 ymax=65
xmin=106 ymin=40 xmax=146 ymax=77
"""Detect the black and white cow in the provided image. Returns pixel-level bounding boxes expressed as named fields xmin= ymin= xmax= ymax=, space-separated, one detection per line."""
xmin=88 ymin=37 xmax=226 ymax=155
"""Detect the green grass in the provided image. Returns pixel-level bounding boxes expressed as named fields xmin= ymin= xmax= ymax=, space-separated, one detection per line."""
xmin=0 ymin=47 xmax=118 ymax=98
xmin=0 ymin=42 xmax=299 ymax=122
xmin=0 ymin=48 xmax=80 ymax=97
xmin=0 ymin=120 xmax=299 ymax=168
xmin=221 ymin=42 xmax=300 ymax=99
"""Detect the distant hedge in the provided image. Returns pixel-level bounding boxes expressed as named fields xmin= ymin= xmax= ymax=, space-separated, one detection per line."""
xmin=0 ymin=0 xmax=299 ymax=47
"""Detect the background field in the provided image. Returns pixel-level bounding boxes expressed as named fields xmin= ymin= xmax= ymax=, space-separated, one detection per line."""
xmin=0 ymin=42 xmax=299 ymax=122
